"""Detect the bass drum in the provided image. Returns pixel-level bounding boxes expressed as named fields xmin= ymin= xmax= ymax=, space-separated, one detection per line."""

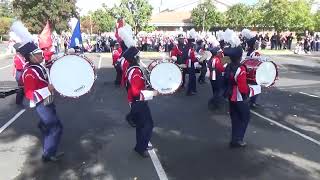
xmin=50 ymin=54 xmax=96 ymax=98
xmin=242 ymin=58 xmax=278 ymax=87
xmin=148 ymin=60 xmax=182 ymax=94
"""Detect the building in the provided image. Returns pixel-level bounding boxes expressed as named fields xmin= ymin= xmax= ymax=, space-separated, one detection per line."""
xmin=149 ymin=0 xmax=239 ymax=31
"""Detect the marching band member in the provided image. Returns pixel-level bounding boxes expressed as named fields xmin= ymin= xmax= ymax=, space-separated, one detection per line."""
xmin=11 ymin=21 xmax=63 ymax=162
xmin=207 ymin=47 xmax=225 ymax=103
xmin=124 ymin=47 xmax=158 ymax=158
xmin=13 ymin=43 xmax=26 ymax=105
xmin=184 ymin=38 xmax=198 ymax=96
xmin=197 ymin=42 xmax=207 ymax=84
xmin=223 ymin=29 xmax=254 ymax=148
xmin=112 ymin=42 xmax=122 ymax=85
xmin=42 ymin=47 xmax=55 ymax=68
xmin=241 ymin=29 xmax=261 ymax=108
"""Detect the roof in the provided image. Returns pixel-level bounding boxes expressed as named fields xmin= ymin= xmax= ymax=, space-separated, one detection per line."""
xmin=149 ymin=11 xmax=193 ymax=27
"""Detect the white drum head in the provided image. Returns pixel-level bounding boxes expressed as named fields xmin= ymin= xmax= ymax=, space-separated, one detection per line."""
xmin=256 ymin=61 xmax=277 ymax=87
xmin=150 ymin=62 xmax=182 ymax=94
xmin=50 ymin=55 xmax=95 ymax=97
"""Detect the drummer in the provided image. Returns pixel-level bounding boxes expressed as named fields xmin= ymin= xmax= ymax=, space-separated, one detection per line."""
xmin=124 ymin=46 xmax=158 ymax=158
xmin=184 ymin=38 xmax=198 ymax=96
xmin=18 ymin=41 xmax=64 ymax=162
xmin=245 ymin=35 xmax=261 ymax=108
xmin=223 ymin=45 xmax=251 ymax=148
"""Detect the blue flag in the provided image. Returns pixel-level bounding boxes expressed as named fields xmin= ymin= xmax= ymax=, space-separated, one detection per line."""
xmin=69 ymin=19 xmax=83 ymax=49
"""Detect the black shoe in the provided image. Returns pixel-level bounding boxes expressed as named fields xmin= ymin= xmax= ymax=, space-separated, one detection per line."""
xmin=250 ymin=103 xmax=260 ymax=109
xmin=146 ymin=145 xmax=153 ymax=150
xmin=186 ymin=92 xmax=197 ymax=96
xmin=134 ymin=149 xmax=150 ymax=158
xmin=42 ymin=152 xmax=64 ymax=162
xmin=229 ymin=141 xmax=247 ymax=148
xmin=126 ymin=114 xmax=136 ymax=127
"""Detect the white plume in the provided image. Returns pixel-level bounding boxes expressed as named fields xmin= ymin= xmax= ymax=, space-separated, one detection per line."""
xmin=9 ymin=32 xmax=22 ymax=42
xmin=206 ymin=35 xmax=219 ymax=47
xmin=118 ymin=24 xmax=135 ymax=48
xmin=10 ymin=21 xmax=33 ymax=44
xmin=241 ymin=28 xmax=255 ymax=39
xmin=188 ymin=28 xmax=197 ymax=39
xmin=69 ymin=17 xmax=78 ymax=31
xmin=217 ymin=30 xmax=224 ymax=41
xmin=223 ymin=28 xmax=241 ymax=48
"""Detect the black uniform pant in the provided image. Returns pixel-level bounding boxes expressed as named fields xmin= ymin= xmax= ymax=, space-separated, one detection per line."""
xmin=250 ymin=95 xmax=258 ymax=105
xmin=187 ymin=67 xmax=197 ymax=94
xmin=198 ymin=61 xmax=207 ymax=83
xmin=131 ymin=101 xmax=154 ymax=153
xmin=36 ymin=103 xmax=63 ymax=158
xmin=229 ymin=101 xmax=250 ymax=143
xmin=15 ymin=71 xmax=24 ymax=105
xmin=114 ymin=65 xmax=122 ymax=85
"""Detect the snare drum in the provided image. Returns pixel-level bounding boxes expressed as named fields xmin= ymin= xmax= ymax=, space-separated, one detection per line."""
xmin=242 ymin=58 xmax=278 ymax=87
xmin=49 ymin=54 xmax=96 ymax=98
xmin=147 ymin=60 xmax=182 ymax=94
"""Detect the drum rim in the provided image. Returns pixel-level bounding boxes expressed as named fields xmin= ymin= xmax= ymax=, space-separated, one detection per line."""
xmin=149 ymin=61 xmax=183 ymax=95
xmin=49 ymin=54 xmax=97 ymax=98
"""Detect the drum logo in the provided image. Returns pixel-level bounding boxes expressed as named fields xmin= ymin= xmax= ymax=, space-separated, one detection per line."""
xmin=161 ymin=88 xmax=172 ymax=91
xmin=74 ymin=85 xmax=85 ymax=92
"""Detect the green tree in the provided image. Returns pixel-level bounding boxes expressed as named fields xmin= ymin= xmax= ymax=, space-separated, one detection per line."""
xmin=225 ymin=3 xmax=252 ymax=30
xmin=0 ymin=17 xmax=13 ymax=36
xmin=0 ymin=0 xmax=13 ymax=17
xmin=111 ymin=0 xmax=153 ymax=34
xmin=314 ymin=10 xmax=320 ymax=31
xmin=289 ymin=0 xmax=314 ymax=31
xmin=91 ymin=9 xmax=115 ymax=33
xmin=261 ymin=0 xmax=292 ymax=31
xmin=12 ymin=0 xmax=78 ymax=33
xmin=191 ymin=0 xmax=223 ymax=31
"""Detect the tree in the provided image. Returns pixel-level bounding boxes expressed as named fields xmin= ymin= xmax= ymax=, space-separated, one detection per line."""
xmin=81 ymin=15 xmax=99 ymax=34
xmin=191 ymin=0 xmax=223 ymax=31
xmin=314 ymin=10 xmax=320 ymax=31
xmin=91 ymin=9 xmax=115 ymax=33
xmin=261 ymin=0 xmax=292 ymax=31
xmin=225 ymin=3 xmax=252 ymax=30
xmin=0 ymin=17 xmax=12 ymax=35
xmin=111 ymin=0 xmax=153 ymax=34
xmin=289 ymin=0 xmax=314 ymax=31
xmin=0 ymin=0 xmax=13 ymax=17
xmin=12 ymin=0 xmax=78 ymax=33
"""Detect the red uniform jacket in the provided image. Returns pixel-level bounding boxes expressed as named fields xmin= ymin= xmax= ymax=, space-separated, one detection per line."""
xmin=185 ymin=48 xmax=197 ymax=68
xmin=230 ymin=66 xmax=249 ymax=102
xmin=22 ymin=64 xmax=51 ymax=107
xmin=126 ymin=66 xmax=153 ymax=104
xmin=112 ymin=47 xmax=122 ymax=65
xmin=207 ymin=56 xmax=225 ymax=80
xmin=13 ymin=54 xmax=26 ymax=71
xmin=121 ymin=59 xmax=130 ymax=87
xmin=170 ymin=45 xmax=182 ymax=57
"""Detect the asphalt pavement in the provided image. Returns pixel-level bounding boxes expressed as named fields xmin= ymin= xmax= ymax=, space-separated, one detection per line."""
xmin=0 ymin=52 xmax=320 ymax=180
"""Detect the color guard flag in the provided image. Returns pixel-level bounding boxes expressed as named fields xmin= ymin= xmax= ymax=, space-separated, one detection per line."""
xmin=38 ymin=21 xmax=52 ymax=49
xmin=69 ymin=19 xmax=83 ymax=49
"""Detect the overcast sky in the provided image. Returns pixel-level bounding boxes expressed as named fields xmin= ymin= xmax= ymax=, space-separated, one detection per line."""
xmin=76 ymin=0 xmax=258 ymax=16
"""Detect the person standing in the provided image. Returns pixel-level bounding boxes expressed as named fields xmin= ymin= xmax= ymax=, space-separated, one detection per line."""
xmin=287 ymin=33 xmax=294 ymax=50
xmin=184 ymin=38 xmax=198 ymax=96
xmin=112 ymin=43 xmax=122 ymax=86
xmin=123 ymin=47 xmax=158 ymax=158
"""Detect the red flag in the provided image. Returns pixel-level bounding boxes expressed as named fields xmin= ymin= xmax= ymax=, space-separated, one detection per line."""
xmin=38 ymin=21 xmax=53 ymax=49
xmin=115 ymin=18 xmax=125 ymax=43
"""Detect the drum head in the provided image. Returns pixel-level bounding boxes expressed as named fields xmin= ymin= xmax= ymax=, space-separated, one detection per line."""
xmin=256 ymin=61 xmax=277 ymax=87
xmin=150 ymin=62 xmax=182 ymax=94
xmin=50 ymin=55 xmax=95 ymax=97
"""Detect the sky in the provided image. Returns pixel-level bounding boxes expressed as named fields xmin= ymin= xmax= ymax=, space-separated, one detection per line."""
xmin=76 ymin=0 xmax=258 ymax=16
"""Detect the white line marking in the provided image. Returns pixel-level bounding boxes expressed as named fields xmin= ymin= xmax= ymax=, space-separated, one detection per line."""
xmin=0 ymin=64 xmax=12 ymax=70
xmin=251 ymin=110 xmax=320 ymax=146
xmin=148 ymin=142 xmax=169 ymax=180
xmin=299 ymin=92 xmax=320 ymax=98
xmin=98 ymin=56 xmax=102 ymax=69
xmin=0 ymin=109 xmax=25 ymax=134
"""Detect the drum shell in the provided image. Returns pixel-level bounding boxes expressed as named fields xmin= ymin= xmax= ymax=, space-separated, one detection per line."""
xmin=242 ymin=59 xmax=262 ymax=84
